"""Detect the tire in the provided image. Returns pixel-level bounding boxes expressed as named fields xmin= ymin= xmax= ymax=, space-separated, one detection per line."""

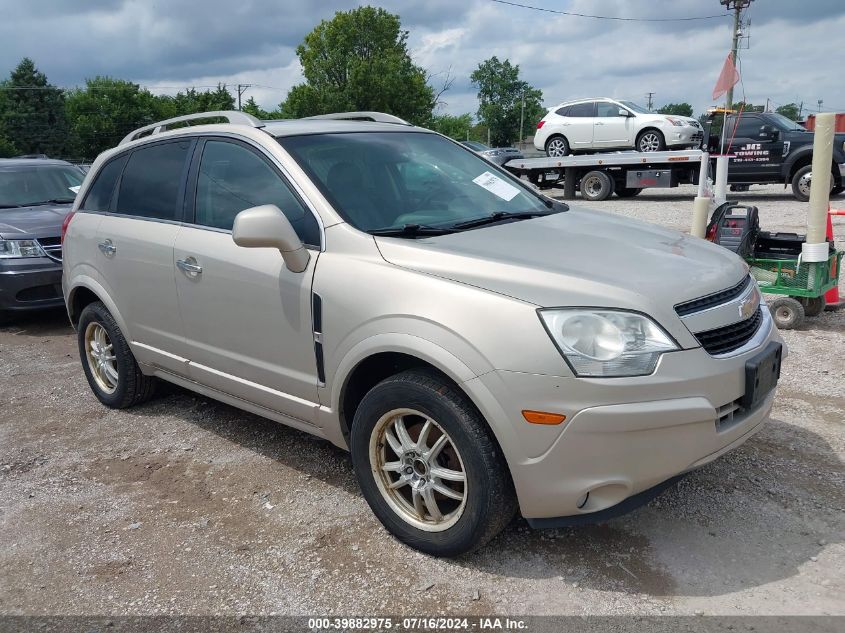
xmin=791 ymin=165 xmax=837 ymax=202
xmin=350 ymin=368 xmax=517 ymax=557
xmin=769 ymin=296 xmax=805 ymax=330
xmin=615 ymin=187 xmax=642 ymax=198
xmin=545 ymin=136 xmax=570 ymax=157
xmin=832 ymin=185 xmax=844 ymax=196
xmin=636 ymin=129 xmax=665 ymax=152
xmin=77 ymin=301 xmax=156 ymax=408
xmin=579 ymin=170 xmax=615 ymax=201
xmin=800 ymin=295 xmax=826 ymax=317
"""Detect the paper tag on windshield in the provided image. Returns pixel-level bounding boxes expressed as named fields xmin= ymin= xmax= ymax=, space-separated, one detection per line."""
xmin=472 ymin=171 xmax=520 ymax=201
xmin=69 ymin=185 xmax=81 ymax=194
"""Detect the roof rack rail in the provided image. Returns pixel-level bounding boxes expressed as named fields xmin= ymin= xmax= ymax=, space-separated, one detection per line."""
xmin=302 ymin=111 xmax=411 ymax=125
xmin=119 ymin=111 xmax=264 ymax=146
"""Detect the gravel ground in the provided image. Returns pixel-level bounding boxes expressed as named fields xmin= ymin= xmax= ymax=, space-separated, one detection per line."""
xmin=0 ymin=184 xmax=843 ymax=617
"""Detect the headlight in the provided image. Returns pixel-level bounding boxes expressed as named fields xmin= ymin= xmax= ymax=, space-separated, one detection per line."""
xmin=0 ymin=239 xmax=47 ymax=259
xmin=666 ymin=117 xmax=686 ymax=127
xmin=538 ymin=309 xmax=678 ymax=377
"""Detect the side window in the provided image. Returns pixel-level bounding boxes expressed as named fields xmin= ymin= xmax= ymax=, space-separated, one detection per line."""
xmin=194 ymin=140 xmax=320 ymax=247
xmin=116 ymin=140 xmax=192 ymax=221
xmin=734 ymin=116 xmax=762 ymax=139
xmin=82 ymin=155 xmax=128 ymax=212
xmin=568 ymin=102 xmax=595 ymax=117
xmin=596 ymin=102 xmax=622 ymax=118
xmin=555 ymin=105 xmax=571 ymax=117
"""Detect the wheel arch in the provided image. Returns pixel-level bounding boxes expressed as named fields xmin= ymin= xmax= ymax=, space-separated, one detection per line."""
xmin=636 ymin=126 xmax=664 ymax=142
xmin=67 ymin=277 xmax=128 ymax=336
xmin=327 ymin=334 xmax=520 ymax=474
xmin=544 ymin=133 xmax=569 ymax=151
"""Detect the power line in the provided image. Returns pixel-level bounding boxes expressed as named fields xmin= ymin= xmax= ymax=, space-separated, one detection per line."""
xmin=489 ymin=0 xmax=731 ymax=22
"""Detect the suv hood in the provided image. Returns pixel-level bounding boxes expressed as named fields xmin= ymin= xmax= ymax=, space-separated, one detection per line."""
xmin=375 ymin=208 xmax=747 ymax=335
xmin=0 ymin=203 xmax=72 ymax=239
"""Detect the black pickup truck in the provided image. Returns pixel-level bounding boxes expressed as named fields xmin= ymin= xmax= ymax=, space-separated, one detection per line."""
xmin=704 ymin=111 xmax=845 ymax=201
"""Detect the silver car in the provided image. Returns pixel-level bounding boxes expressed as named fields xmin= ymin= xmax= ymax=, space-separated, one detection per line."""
xmin=63 ymin=111 xmax=784 ymax=556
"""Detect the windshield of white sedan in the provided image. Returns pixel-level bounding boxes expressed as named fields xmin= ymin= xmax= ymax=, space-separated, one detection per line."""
xmin=620 ymin=101 xmax=651 ymax=114
xmin=278 ymin=132 xmax=553 ymax=234
xmin=0 ymin=165 xmax=83 ymax=208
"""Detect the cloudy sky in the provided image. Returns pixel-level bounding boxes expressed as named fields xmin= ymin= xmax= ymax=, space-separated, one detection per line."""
xmin=1 ymin=0 xmax=842 ymax=120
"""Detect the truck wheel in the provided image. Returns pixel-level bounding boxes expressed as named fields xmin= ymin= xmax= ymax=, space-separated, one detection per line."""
xmin=800 ymin=296 xmax=826 ymax=317
xmin=769 ymin=296 xmax=805 ymax=330
xmin=580 ymin=171 xmax=615 ymax=201
xmin=615 ymin=187 xmax=642 ymax=198
xmin=545 ymin=136 xmax=570 ymax=157
xmin=636 ymin=130 xmax=665 ymax=152
xmin=350 ymin=369 xmax=517 ymax=557
xmin=77 ymin=301 xmax=157 ymax=408
xmin=832 ymin=185 xmax=844 ymax=196
xmin=791 ymin=165 xmax=837 ymax=202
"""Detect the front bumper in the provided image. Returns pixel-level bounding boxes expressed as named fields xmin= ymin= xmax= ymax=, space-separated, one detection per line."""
xmin=466 ymin=314 xmax=783 ymax=521
xmin=0 ymin=258 xmax=64 ymax=312
xmin=666 ymin=127 xmax=704 ymax=147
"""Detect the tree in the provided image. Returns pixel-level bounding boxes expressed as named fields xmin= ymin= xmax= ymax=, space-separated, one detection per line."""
xmin=733 ymin=101 xmax=763 ymax=113
xmin=0 ymin=58 xmax=70 ymax=156
xmin=431 ymin=113 xmax=473 ymax=140
xmin=775 ymin=103 xmax=801 ymax=121
xmin=470 ymin=56 xmax=543 ymax=146
xmin=657 ymin=102 xmax=693 ymax=117
xmin=0 ymin=133 xmax=17 ymax=158
xmin=241 ymin=96 xmax=269 ymax=119
xmin=164 ymin=84 xmax=235 ymax=116
xmin=65 ymin=76 xmax=167 ymax=159
xmin=278 ymin=6 xmax=435 ymax=125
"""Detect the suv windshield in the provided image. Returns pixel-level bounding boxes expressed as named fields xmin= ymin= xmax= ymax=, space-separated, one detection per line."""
xmin=0 ymin=164 xmax=83 ymax=208
xmin=619 ymin=101 xmax=651 ymax=114
xmin=278 ymin=132 xmax=553 ymax=233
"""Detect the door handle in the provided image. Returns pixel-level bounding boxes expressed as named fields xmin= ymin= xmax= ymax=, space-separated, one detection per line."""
xmin=176 ymin=258 xmax=203 ymax=275
xmin=595 ymin=122 xmax=604 ymax=126
xmin=98 ymin=240 xmax=116 ymax=255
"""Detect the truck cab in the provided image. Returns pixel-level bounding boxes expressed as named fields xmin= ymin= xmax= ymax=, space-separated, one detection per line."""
xmin=704 ymin=110 xmax=845 ymax=201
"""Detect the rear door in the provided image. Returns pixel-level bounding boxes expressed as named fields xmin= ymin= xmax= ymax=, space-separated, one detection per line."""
xmin=95 ymin=138 xmax=194 ymax=374
xmin=563 ymin=101 xmax=596 ymax=149
xmin=173 ymin=137 xmax=323 ymax=423
xmin=593 ymin=101 xmax=633 ymax=148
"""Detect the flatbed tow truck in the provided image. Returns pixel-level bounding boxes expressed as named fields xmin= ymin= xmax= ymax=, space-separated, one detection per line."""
xmin=503 ymin=149 xmax=708 ymax=201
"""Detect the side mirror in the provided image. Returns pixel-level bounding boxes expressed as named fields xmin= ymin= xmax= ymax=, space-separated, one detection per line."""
xmin=618 ymin=108 xmax=629 ymax=117
xmin=759 ymin=125 xmax=779 ymax=141
xmin=232 ymin=204 xmax=310 ymax=273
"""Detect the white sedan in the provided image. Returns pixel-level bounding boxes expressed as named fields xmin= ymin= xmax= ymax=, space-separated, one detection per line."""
xmin=534 ymin=98 xmax=703 ymax=156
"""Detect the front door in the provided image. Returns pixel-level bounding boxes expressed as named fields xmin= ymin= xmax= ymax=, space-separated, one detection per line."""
xmin=173 ymin=137 xmax=323 ymax=423
xmin=593 ymin=102 xmax=633 ymax=148
xmin=727 ymin=115 xmax=784 ymax=182
xmin=94 ymin=139 xmax=194 ymax=375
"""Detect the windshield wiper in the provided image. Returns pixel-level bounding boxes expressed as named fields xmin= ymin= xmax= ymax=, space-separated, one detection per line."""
xmin=449 ymin=210 xmax=552 ymax=230
xmin=368 ymin=224 xmax=456 ymax=238
xmin=24 ymin=198 xmax=76 ymax=206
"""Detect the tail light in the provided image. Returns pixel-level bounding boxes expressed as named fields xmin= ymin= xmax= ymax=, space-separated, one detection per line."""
xmin=537 ymin=120 xmax=545 ymax=129
xmin=61 ymin=211 xmax=76 ymax=244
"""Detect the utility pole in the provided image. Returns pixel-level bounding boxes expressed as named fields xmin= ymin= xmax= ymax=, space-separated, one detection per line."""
xmin=798 ymin=101 xmax=804 ymax=120
xmin=720 ymin=0 xmax=754 ymax=110
xmin=818 ymin=99 xmax=824 ymax=113
xmin=236 ymin=84 xmax=252 ymax=111
xmin=519 ymin=87 xmax=525 ymax=147
xmin=645 ymin=92 xmax=654 ymax=111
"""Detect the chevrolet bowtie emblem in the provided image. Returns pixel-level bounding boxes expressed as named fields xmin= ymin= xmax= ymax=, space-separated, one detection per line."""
xmin=739 ymin=287 xmax=760 ymax=320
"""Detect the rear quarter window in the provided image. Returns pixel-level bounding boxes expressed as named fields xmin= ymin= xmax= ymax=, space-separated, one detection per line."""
xmin=81 ymin=155 xmax=128 ymax=212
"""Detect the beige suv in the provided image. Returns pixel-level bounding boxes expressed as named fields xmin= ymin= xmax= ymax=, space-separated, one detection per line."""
xmin=63 ymin=111 xmax=784 ymax=556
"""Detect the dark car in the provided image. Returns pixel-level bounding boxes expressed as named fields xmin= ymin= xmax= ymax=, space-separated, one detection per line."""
xmin=0 ymin=159 xmax=83 ymax=321
xmin=461 ymin=140 xmax=523 ymax=166
xmin=705 ymin=111 xmax=845 ymax=201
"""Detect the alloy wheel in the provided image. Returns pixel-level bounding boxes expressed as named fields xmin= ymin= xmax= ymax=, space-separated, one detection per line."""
xmin=547 ymin=138 xmax=568 ymax=157
xmin=84 ymin=321 xmax=118 ymax=394
xmin=639 ymin=132 xmax=661 ymax=152
xmin=369 ymin=408 xmax=467 ymax=532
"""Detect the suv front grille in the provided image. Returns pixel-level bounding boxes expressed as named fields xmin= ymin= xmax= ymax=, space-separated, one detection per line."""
xmin=675 ymin=276 xmax=751 ymax=317
xmin=36 ymin=236 xmax=62 ymax=262
xmin=692 ymin=305 xmax=763 ymax=355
